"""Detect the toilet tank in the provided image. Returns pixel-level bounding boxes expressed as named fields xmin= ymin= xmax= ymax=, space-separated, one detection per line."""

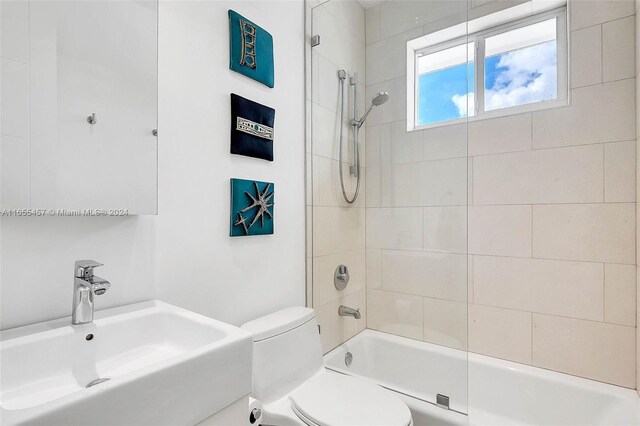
xmin=241 ymin=307 xmax=324 ymax=402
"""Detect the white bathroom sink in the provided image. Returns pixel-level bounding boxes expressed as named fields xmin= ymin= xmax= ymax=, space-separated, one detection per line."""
xmin=0 ymin=300 xmax=253 ymax=426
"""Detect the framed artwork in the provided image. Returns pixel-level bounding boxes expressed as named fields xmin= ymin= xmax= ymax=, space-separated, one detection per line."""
xmin=228 ymin=10 xmax=274 ymax=88
xmin=230 ymin=94 xmax=274 ymax=161
xmin=230 ymin=178 xmax=274 ymax=237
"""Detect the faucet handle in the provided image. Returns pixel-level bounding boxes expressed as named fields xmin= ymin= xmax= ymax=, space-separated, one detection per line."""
xmin=75 ymin=260 xmax=104 ymax=278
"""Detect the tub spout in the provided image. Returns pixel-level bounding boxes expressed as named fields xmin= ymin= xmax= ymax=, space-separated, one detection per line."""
xmin=339 ymin=305 xmax=361 ymax=319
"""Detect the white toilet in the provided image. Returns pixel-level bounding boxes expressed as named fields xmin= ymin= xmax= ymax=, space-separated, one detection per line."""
xmin=241 ymin=307 xmax=413 ymax=426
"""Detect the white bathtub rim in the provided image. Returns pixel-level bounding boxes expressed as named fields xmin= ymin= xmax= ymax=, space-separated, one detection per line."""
xmin=329 ymin=329 xmax=638 ymax=402
xmin=324 ymin=328 xmax=640 ymax=425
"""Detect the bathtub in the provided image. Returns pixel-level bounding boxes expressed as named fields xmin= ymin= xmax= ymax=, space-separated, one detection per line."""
xmin=324 ymin=330 xmax=640 ymax=426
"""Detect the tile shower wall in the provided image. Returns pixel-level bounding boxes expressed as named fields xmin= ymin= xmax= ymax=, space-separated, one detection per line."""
xmin=365 ymin=0 xmax=637 ymax=388
xmin=307 ymin=0 xmax=368 ymax=352
xmin=364 ymin=0 xmax=470 ymax=352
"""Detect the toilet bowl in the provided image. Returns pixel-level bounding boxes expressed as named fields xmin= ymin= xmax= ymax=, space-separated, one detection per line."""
xmin=241 ymin=307 xmax=413 ymax=426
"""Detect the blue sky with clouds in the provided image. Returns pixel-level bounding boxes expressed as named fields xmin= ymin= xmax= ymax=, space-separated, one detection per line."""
xmin=418 ymin=40 xmax=557 ymax=126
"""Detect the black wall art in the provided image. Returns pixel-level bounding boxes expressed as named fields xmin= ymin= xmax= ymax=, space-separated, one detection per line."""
xmin=230 ymin=93 xmax=275 ymax=161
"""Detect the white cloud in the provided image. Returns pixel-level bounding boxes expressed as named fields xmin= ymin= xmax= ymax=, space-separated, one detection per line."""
xmin=452 ymin=92 xmax=475 ymax=117
xmin=485 ymin=41 xmax=557 ymax=110
xmin=450 ymin=40 xmax=557 ymax=116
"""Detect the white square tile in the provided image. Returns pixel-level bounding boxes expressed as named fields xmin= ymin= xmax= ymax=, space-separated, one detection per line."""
xmin=604 ymin=141 xmax=635 ymax=202
xmin=390 ymin=120 xmax=422 ymax=164
xmin=315 ymin=298 xmax=340 ymax=353
xmin=382 ymin=157 xmax=467 ymax=207
xmin=313 ymin=249 xmax=365 ymax=307
xmin=323 ymin=0 xmax=365 ymax=43
xmin=423 ymin=297 xmax=467 ymax=350
xmin=379 ymin=0 xmax=466 ymax=39
xmin=423 ymin=123 xmax=468 ymax=160
xmin=365 ymin=5 xmax=381 ymax=44
xmin=605 ymin=263 xmax=636 ymax=326
xmin=474 ymin=256 xmax=604 ymax=321
xmin=312 ymin=104 xmax=340 ymax=160
xmin=313 ymin=5 xmax=366 ymax=77
xmin=571 ymin=0 xmax=635 ymax=31
xmin=570 ymin=25 xmax=602 ymax=88
xmin=365 ymin=166 xmax=381 ymax=207
xmin=317 ymin=54 xmax=341 ymax=114
xmin=366 ymin=248 xmax=382 ymax=289
xmin=468 ymin=205 xmax=532 ymax=257
xmin=533 ymin=313 xmax=636 ymax=387
xmin=469 ymin=304 xmax=532 ymax=364
xmin=365 ymin=125 xmax=381 ymax=167
xmin=533 ymin=203 xmax=635 ymax=264
xmin=365 ymin=207 xmax=422 ymax=249
xmin=381 ymin=250 xmax=467 ymax=302
xmin=468 ymin=113 xmax=531 ymax=156
xmin=365 ymin=77 xmax=405 ymax=126
xmin=313 ymin=155 xmax=363 ymax=207
xmin=473 ymin=145 xmax=604 ymax=204
xmin=367 ymin=288 xmax=423 ymax=340
xmin=378 ymin=122 xmax=392 ymax=165
xmin=366 ymin=27 xmax=421 ymax=84
xmin=532 ymin=79 xmax=636 ymax=149
xmin=313 ymin=206 xmax=365 ymax=256
xmin=603 ymin=16 xmax=636 ymax=82
xmin=423 ymin=206 xmax=467 ymax=253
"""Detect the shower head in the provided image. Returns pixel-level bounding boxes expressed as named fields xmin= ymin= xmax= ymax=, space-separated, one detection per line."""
xmin=371 ymin=91 xmax=390 ymax=106
xmin=354 ymin=91 xmax=391 ymax=128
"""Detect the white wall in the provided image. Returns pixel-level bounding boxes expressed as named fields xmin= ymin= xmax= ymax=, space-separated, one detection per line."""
xmin=154 ymin=0 xmax=306 ymax=326
xmin=0 ymin=0 xmax=306 ymax=330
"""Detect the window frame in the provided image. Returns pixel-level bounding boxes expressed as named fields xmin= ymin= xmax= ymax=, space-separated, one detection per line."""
xmin=409 ymin=6 xmax=568 ymax=131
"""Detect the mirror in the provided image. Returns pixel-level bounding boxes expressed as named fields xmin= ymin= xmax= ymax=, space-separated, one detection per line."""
xmin=1 ymin=0 xmax=158 ymax=215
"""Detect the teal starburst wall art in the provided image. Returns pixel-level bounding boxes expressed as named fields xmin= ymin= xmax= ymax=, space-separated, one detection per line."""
xmin=228 ymin=10 xmax=274 ymax=88
xmin=230 ymin=178 xmax=274 ymax=237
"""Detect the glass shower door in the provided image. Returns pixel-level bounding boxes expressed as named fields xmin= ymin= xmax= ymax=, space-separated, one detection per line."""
xmin=307 ymin=0 xmax=470 ymax=417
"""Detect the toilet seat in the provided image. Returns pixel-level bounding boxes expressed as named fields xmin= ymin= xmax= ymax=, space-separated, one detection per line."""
xmin=289 ymin=372 xmax=412 ymax=426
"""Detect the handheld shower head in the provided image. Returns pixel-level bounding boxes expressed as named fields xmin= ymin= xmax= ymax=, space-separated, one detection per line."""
xmin=354 ymin=91 xmax=390 ymax=128
xmin=371 ymin=91 xmax=390 ymax=106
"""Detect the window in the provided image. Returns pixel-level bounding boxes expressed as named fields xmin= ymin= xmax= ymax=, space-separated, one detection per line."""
xmin=409 ymin=7 xmax=567 ymax=129
xmin=417 ymin=42 xmax=475 ymax=125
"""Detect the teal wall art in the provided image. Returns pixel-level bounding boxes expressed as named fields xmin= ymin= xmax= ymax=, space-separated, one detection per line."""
xmin=230 ymin=178 xmax=274 ymax=237
xmin=228 ymin=10 xmax=274 ymax=88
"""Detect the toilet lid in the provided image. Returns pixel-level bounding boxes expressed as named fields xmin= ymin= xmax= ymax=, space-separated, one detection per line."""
xmin=289 ymin=372 xmax=412 ymax=426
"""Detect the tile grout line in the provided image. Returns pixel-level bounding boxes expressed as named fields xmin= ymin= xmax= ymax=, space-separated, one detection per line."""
xmin=603 ymin=263 xmax=607 ymax=323
xmin=603 ymin=143 xmax=606 ymax=203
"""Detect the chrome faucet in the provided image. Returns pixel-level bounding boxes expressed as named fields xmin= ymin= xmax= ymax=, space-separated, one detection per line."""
xmin=72 ymin=260 xmax=111 ymax=325
xmin=338 ymin=305 xmax=361 ymax=319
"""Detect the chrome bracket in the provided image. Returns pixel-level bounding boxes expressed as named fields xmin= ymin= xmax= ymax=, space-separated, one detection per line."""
xmin=436 ymin=394 xmax=450 ymax=409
